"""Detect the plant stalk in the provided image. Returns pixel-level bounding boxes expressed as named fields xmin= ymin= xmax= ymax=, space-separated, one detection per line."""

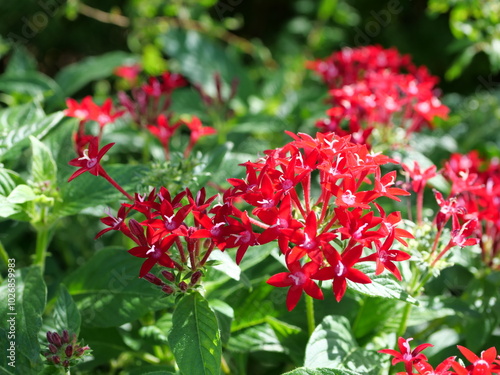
xmin=305 ymin=294 xmax=316 ymax=337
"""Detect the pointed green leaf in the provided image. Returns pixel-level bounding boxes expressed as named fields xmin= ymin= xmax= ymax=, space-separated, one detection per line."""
xmin=54 ymin=51 xmax=137 ymax=96
xmin=0 ymin=266 xmax=47 ymax=374
xmin=283 ymin=368 xmax=362 ymax=375
xmin=168 ymin=292 xmax=221 ymax=375
xmin=45 ymin=284 xmax=81 ymax=336
xmin=0 ymin=104 xmax=65 ymax=161
xmin=347 ymin=263 xmax=418 ymax=304
xmin=30 ymin=136 xmax=57 ymax=185
xmin=304 ymin=316 xmax=356 ymax=368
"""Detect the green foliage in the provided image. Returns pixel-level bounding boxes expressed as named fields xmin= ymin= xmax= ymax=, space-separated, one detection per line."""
xmin=168 ymin=292 xmax=222 ymax=375
xmin=0 ymin=266 xmax=46 ymax=374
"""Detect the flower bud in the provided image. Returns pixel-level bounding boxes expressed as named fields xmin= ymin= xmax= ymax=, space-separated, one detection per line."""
xmin=190 ymin=271 xmax=202 ymax=285
xmin=51 ymin=332 xmax=62 ymax=347
xmin=48 ymin=344 xmax=58 ymax=354
xmin=62 ymin=330 xmax=70 ymax=344
xmin=143 ymin=273 xmax=164 ymax=286
xmin=178 ymin=281 xmax=188 ymax=292
xmin=161 ymin=270 xmax=175 ymax=282
xmin=162 ymin=284 xmax=174 ymax=294
xmin=52 ymin=355 xmax=61 ymax=365
xmin=62 ymin=359 xmax=70 ymax=368
xmin=65 ymin=344 xmax=73 ymax=357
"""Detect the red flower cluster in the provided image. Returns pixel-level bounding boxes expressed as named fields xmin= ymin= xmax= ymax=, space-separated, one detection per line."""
xmin=380 ymin=337 xmax=500 ymax=375
xmin=307 ymin=45 xmax=449 ymax=145
xmin=118 ymin=71 xmax=187 ymax=128
xmin=439 ymin=151 xmax=500 ymax=269
xmin=221 ymin=131 xmax=412 ymax=310
xmin=64 ymin=96 xmax=124 ymax=154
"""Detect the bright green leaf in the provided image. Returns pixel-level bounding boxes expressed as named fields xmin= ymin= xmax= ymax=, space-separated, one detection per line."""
xmin=283 ymin=367 xmax=362 ymax=375
xmin=347 ymin=263 xmax=418 ymax=304
xmin=29 ymin=136 xmax=57 ymax=185
xmin=168 ymin=292 xmax=221 ymax=375
xmin=304 ymin=315 xmax=357 ymax=368
xmin=44 ymin=284 xmax=81 ymax=336
xmin=0 ymin=266 xmax=47 ymax=374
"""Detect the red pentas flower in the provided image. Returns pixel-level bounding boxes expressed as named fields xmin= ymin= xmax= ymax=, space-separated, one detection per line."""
xmin=312 ymin=242 xmax=371 ymax=302
xmin=67 ymin=137 xmax=114 ymax=182
xmin=308 ymin=46 xmax=448 ymax=146
xmin=267 ymin=260 xmax=323 ymax=311
xmin=114 ymin=63 xmax=142 ymax=85
xmin=452 ymin=346 xmax=500 ymax=375
xmin=379 ymin=337 xmax=433 ymax=374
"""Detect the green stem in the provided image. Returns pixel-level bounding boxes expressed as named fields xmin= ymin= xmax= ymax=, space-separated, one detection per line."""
xmin=305 ymin=294 xmax=316 ymax=337
xmin=0 ymin=240 xmax=9 ymax=270
xmin=33 ymin=226 xmax=51 ymax=273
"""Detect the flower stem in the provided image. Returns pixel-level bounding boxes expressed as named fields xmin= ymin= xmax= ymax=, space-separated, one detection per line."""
xmin=0 ymin=240 xmax=9 ymax=270
xmin=100 ymin=169 xmax=134 ymax=201
xmin=305 ymin=294 xmax=316 ymax=337
xmin=33 ymin=226 xmax=51 ymax=273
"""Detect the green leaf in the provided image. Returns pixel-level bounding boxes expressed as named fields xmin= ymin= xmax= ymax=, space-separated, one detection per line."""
xmin=208 ymin=250 xmax=241 ymax=281
xmin=0 ymin=72 xmax=65 ymax=109
xmin=30 ymin=136 xmax=57 ymax=185
xmin=0 ymin=266 xmax=47 ymax=374
xmin=4 ymin=46 xmax=37 ymax=75
xmin=55 ymin=164 xmax=148 ymax=217
xmin=6 ymin=185 xmax=37 ymax=204
xmin=445 ymin=46 xmax=476 ymax=81
xmin=209 ymin=299 xmax=234 ymax=344
xmin=168 ymin=292 xmax=221 ymax=375
xmin=0 ymin=168 xmax=25 ymax=196
xmin=347 ymin=263 xmax=418 ymax=304
xmin=283 ymin=368 xmax=362 ymax=375
xmin=0 ymin=104 xmax=65 ymax=161
xmin=304 ymin=315 xmax=357 ymax=368
xmin=64 ymin=248 xmax=171 ymax=327
xmin=44 ymin=284 xmax=81 ymax=336
xmin=228 ymin=323 xmax=284 ymax=353
xmin=341 ymin=349 xmax=384 ymax=375
xmin=54 ymin=51 xmax=137 ymax=97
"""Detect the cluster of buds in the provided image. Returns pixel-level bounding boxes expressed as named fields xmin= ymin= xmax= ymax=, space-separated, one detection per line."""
xmin=380 ymin=337 xmax=500 ymax=374
xmin=118 ymin=71 xmax=187 ymax=128
xmin=43 ymin=330 xmax=91 ymax=369
xmin=307 ymin=45 xmax=449 ymax=145
xmin=194 ymin=72 xmax=239 ymax=122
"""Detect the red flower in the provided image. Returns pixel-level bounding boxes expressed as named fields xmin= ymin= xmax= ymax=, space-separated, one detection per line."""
xmin=412 ymin=357 xmax=456 ymax=375
xmin=379 ymin=337 xmax=433 ymax=374
xmin=267 ymin=260 xmax=323 ymax=311
xmin=402 ymin=161 xmax=437 ymax=194
xmin=312 ymin=242 xmax=371 ymax=302
xmin=114 ymin=63 xmax=141 ymax=84
xmin=64 ymin=96 xmax=94 ymax=122
xmin=67 ymin=137 xmax=114 ymax=181
xmin=128 ymin=226 xmax=178 ymax=277
xmin=452 ymin=346 xmax=500 ymax=375
xmin=182 ymin=116 xmax=217 ymax=157
xmin=360 ymin=231 xmax=411 ymax=280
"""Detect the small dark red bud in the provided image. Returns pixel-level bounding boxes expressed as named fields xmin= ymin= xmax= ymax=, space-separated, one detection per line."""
xmin=178 ymin=281 xmax=188 ymax=292
xmin=52 ymin=355 xmax=61 ymax=365
xmin=143 ymin=273 xmax=164 ymax=286
xmin=162 ymin=285 xmax=174 ymax=294
xmin=46 ymin=331 xmax=53 ymax=344
xmin=62 ymin=330 xmax=70 ymax=344
xmin=51 ymin=332 xmax=62 ymax=347
xmin=65 ymin=344 xmax=73 ymax=357
xmin=128 ymin=219 xmax=144 ymax=238
xmin=48 ymin=344 xmax=58 ymax=354
xmin=161 ymin=270 xmax=175 ymax=282
xmin=62 ymin=359 xmax=70 ymax=368
xmin=190 ymin=271 xmax=202 ymax=285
